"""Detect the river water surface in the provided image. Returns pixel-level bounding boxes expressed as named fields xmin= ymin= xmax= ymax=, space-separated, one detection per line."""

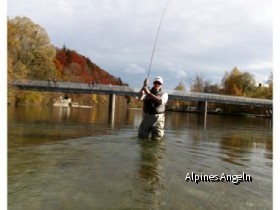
xmin=8 ymin=106 xmax=272 ymax=210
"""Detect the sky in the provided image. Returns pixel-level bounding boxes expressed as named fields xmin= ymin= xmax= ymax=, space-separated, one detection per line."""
xmin=7 ymin=0 xmax=273 ymax=90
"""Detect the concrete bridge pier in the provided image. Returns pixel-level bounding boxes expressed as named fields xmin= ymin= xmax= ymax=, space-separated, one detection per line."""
xmin=108 ymin=94 xmax=115 ymax=125
xmin=198 ymin=101 xmax=208 ymax=116
xmin=197 ymin=101 xmax=207 ymax=129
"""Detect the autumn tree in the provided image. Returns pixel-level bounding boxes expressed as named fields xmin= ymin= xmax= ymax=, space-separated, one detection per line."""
xmin=174 ymin=81 xmax=186 ymax=92
xmin=8 ymin=16 xmax=56 ymax=80
xmin=203 ymin=80 xmax=221 ymax=94
xmin=253 ymin=72 xmax=273 ymax=99
xmin=267 ymin=72 xmax=273 ymax=99
xmin=222 ymin=67 xmax=255 ymax=96
xmin=190 ymin=73 xmax=204 ymax=92
xmin=171 ymin=81 xmax=189 ymax=108
xmin=8 ymin=16 xmax=57 ymax=105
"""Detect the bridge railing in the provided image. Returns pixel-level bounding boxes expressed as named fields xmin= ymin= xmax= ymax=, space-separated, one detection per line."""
xmin=10 ymin=79 xmax=142 ymax=93
xmin=166 ymin=89 xmax=271 ymax=105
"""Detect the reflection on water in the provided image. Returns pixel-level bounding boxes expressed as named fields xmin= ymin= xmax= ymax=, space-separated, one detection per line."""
xmin=132 ymin=140 xmax=166 ymax=208
xmin=8 ymin=106 xmax=272 ymax=209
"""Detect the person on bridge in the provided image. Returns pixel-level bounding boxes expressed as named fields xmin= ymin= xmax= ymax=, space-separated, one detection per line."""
xmin=138 ymin=76 xmax=168 ymax=140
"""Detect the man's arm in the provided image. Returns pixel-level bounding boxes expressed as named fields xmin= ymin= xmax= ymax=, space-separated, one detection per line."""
xmin=142 ymin=86 xmax=162 ymax=104
xmin=161 ymin=92 xmax=168 ymax=105
xmin=139 ymin=88 xmax=145 ymax=101
xmin=139 ymin=78 xmax=148 ymax=101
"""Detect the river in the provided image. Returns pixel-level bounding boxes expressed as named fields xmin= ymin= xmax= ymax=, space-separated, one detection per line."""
xmin=8 ymin=106 xmax=272 ymax=210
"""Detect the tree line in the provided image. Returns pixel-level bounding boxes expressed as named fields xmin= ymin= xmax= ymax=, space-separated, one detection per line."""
xmin=172 ymin=68 xmax=272 ymax=115
xmin=175 ymin=68 xmax=272 ymax=99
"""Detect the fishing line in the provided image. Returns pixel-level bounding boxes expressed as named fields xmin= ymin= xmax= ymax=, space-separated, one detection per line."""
xmin=146 ymin=0 xmax=171 ymax=79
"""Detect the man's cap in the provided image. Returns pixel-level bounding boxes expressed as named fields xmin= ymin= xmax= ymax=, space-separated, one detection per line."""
xmin=153 ymin=76 xmax=163 ymax=85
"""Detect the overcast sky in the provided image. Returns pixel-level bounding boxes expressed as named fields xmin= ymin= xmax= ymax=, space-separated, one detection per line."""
xmin=8 ymin=0 xmax=272 ymax=90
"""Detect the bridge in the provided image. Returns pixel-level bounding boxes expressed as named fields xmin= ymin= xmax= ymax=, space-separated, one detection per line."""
xmin=9 ymin=80 xmax=273 ymax=122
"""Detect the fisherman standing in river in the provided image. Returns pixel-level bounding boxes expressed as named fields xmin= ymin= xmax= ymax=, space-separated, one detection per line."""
xmin=138 ymin=76 xmax=168 ymax=140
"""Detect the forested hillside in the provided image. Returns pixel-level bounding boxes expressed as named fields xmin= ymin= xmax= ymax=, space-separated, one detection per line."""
xmin=54 ymin=47 xmax=125 ymax=86
xmin=8 ymin=16 xmax=128 ymax=106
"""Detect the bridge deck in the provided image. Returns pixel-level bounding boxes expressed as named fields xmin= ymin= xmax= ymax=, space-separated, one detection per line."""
xmin=9 ymin=80 xmax=272 ymax=107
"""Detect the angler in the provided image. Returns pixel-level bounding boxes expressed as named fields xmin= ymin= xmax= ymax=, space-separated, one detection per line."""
xmin=138 ymin=76 xmax=168 ymax=139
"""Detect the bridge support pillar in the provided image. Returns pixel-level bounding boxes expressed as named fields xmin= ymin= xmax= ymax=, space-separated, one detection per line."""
xmin=108 ymin=94 xmax=116 ymax=124
xmin=198 ymin=101 xmax=207 ymax=116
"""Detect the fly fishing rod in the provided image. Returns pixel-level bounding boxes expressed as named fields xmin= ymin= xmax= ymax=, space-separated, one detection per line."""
xmin=146 ymin=0 xmax=171 ymax=79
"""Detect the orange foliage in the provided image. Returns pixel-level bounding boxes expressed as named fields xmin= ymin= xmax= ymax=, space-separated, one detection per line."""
xmin=55 ymin=47 xmax=123 ymax=85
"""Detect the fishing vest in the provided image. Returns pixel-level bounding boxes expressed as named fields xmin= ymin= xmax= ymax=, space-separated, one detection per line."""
xmin=143 ymin=88 xmax=166 ymax=115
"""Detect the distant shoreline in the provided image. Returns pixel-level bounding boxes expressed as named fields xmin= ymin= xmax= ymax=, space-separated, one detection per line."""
xmin=166 ymin=109 xmax=272 ymax=118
